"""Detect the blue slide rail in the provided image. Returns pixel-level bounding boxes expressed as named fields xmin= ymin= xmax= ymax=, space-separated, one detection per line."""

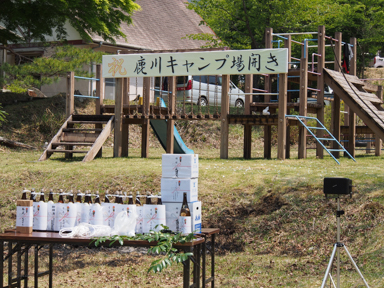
xmin=150 ymin=98 xmax=194 ymax=154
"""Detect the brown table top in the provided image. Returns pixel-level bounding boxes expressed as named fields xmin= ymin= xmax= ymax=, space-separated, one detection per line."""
xmin=0 ymin=230 xmax=205 ymax=248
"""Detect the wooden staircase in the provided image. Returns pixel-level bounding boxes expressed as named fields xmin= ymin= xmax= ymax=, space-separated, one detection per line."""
xmin=39 ymin=115 xmax=114 ymax=162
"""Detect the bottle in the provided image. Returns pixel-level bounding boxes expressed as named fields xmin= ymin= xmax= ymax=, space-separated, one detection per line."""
xmin=58 ymin=189 xmax=64 ymax=203
xmin=39 ymin=189 xmax=45 ymax=202
xmin=76 ymin=190 xmax=82 ymax=203
xmin=30 ymin=188 xmax=36 ymax=202
xmin=128 ymin=192 xmax=134 ymax=205
xmin=48 ymin=189 xmax=54 ymax=202
xmin=86 ymin=190 xmax=93 ymax=204
xmin=68 ymin=190 xmax=75 ymax=203
xmin=94 ymin=191 xmax=101 ymax=204
xmin=157 ymin=192 xmax=162 ymax=205
xmin=135 ymin=192 xmax=141 ymax=206
xmin=146 ymin=191 xmax=152 ymax=205
xmin=104 ymin=190 xmax=110 ymax=203
xmin=180 ymin=193 xmax=191 ymax=216
xmin=21 ymin=188 xmax=28 ymax=200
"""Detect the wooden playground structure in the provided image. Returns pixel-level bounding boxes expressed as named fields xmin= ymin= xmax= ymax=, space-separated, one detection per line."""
xmin=39 ymin=26 xmax=384 ymax=164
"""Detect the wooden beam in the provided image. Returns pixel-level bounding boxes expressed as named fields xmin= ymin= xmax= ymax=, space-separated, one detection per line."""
xmin=95 ymin=65 xmax=104 ymax=115
xmin=220 ymin=75 xmax=230 ymax=159
xmin=376 ymin=85 xmax=383 ymax=156
xmin=298 ymin=56 xmax=308 ymax=159
xmin=284 ymin=35 xmax=292 ymax=159
xmin=166 ymin=76 xmax=176 ymax=154
xmin=114 ymin=78 xmax=124 ymax=157
xmin=83 ymin=116 xmax=114 ymax=162
xmin=244 ymin=74 xmax=253 ymax=159
xmin=66 ymin=72 xmax=74 ymax=118
xmin=278 ymin=73 xmax=288 ymax=160
xmin=141 ymin=77 xmax=151 ymax=158
xmin=264 ymin=28 xmax=273 ymax=159
xmin=316 ymin=26 xmax=325 ymax=158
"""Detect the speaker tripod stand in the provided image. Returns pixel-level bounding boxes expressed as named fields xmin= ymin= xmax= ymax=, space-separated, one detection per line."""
xmin=320 ymin=196 xmax=370 ymax=288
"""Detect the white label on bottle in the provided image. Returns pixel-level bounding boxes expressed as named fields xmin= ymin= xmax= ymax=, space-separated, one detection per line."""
xmin=179 ymin=216 xmax=192 ymax=234
xmin=47 ymin=201 xmax=56 ymax=231
xmin=89 ymin=204 xmax=104 ymax=225
xmin=33 ymin=201 xmax=47 ymax=231
xmin=56 ymin=202 xmax=77 ymax=229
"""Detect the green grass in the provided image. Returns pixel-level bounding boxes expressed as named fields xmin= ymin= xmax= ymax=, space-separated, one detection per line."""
xmin=0 ymin=146 xmax=384 ymax=287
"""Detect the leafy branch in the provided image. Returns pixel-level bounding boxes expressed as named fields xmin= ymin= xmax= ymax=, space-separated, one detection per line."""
xmin=92 ymin=225 xmax=195 ymax=273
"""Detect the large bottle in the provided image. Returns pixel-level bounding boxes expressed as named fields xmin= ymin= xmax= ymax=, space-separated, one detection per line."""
xmin=58 ymin=189 xmax=64 ymax=203
xmin=157 ymin=192 xmax=162 ymax=205
xmin=47 ymin=189 xmax=56 ymax=231
xmin=180 ymin=192 xmax=191 ymax=216
xmin=48 ymin=189 xmax=54 ymax=202
xmin=21 ymin=188 xmax=28 ymax=200
xmin=146 ymin=191 xmax=152 ymax=205
xmin=76 ymin=190 xmax=82 ymax=203
xmin=94 ymin=191 xmax=101 ymax=204
xmin=30 ymin=188 xmax=36 ymax=202
xmin=39 ymin=189 xmax=45 ymax=202
xmin=128 ymin=192 xmax=134 ymax=205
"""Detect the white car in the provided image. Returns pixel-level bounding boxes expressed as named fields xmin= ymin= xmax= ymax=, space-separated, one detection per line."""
xmin=373 ymin=56 xmax=384 ymax=68
xmin=161 ymin=75 xmax=246 ymax=108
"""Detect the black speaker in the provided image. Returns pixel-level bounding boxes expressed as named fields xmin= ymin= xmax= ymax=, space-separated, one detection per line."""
xmin=324 ymin=177 xmax=352 ymax=195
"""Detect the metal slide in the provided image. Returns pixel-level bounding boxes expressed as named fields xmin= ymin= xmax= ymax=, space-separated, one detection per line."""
xmin=150 ymin=98 xmax=194 ymax=154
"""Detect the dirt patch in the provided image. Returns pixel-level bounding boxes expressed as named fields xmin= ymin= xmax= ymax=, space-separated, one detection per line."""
xmin=204 ymin=193 xmax=288 ymax=253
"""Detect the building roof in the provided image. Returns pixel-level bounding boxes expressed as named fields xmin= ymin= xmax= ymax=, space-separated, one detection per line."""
xmin=91 ymin=0 xmax=217 ymax=51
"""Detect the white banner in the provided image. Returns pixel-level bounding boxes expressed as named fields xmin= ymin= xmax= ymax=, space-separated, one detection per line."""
xmin=102 ymin=49 xmax=288 ymax=78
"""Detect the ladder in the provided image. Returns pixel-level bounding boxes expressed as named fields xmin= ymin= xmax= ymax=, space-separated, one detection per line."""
xmin=286 ymin=115 xmax=356 ymax=165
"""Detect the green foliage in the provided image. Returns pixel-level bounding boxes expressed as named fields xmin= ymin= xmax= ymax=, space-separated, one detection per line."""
xmin=93 ymin=225 xmax=195 ymax=273
xmin=0 ymin=0 xmax=140 ymax=44
xmin=0 ymin=46 xmax=105 ymax=92
xmin=0 ymin=104 xmax=7 ymax=124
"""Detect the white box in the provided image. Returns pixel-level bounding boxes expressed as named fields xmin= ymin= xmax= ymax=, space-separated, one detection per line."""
xmin=164 ymin=201 xmax=202 ymax=233
xmin=161 ymin=178 xmax=198 ymax=203
xmin=162 ymin=154 xmax=199 ymax=178
xmin=136 ymin=206 xmax=144 ymax=234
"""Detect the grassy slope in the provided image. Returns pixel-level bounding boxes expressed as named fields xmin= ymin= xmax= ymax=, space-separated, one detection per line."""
xmin=0 ymin=94 xmax=383 ymax=287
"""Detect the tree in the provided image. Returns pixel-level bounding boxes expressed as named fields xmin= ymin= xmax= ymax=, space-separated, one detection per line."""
xmin=0 ymin=45 xmax=105 ymax=93
xmin=187 ymin=0 xmax=340 ymax=50
xmin=0 ymin=0 xmax=140 ymax=44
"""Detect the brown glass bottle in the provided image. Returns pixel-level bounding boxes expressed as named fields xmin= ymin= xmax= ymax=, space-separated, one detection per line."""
xmin=76 ymin=190 xmax=82 ymax=203
xmin=146 ymin=191 xmax=152 ymax=205
xmin=128 ymin=192 xmax=134 ymax=205
xmin=180 ymin=193 xmax=191 ymax=216
xmin=86 ymin=191 xmax=93 ymax=204
xmin=94 ymin=191 xmax=101 ymax=204
xmin=30 ymin=188 xmax=36 ymax=202
xmin=39 ymin=189 xmax=45 ymax=202
xmin=68 ymin=191 xmax=75 ymax=203
xmin=48 ymin=189 xmax=54 ymax=202
xmin=135 ymin=192 xmax=141 ymax=206
xmin=21 ymin=188 xmax=28 ymax=200
xmin=58 ymin=189 xmax=64 ymax=203
xmin=157 ymin=192 xmax=162 ymax=205
xmin=104 ymin=190 xmax=110 ymax=203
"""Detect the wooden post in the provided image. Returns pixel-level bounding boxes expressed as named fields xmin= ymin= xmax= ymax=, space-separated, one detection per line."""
xmin=220 ymin=75 xmax=230 ymax=159
xmin=114 ymin=78 xmax=124 ymax=157
xmin=66 ymin=72 xmax=75 ymax=118
xmin=298 ymin=54 xmax=308 ymax=159
xmin=166 ymin=76 xmax=176 ymax=154
xmin=95 ymin=65 xmax=105 ymax=158
xmin=347 ymin=37 xmax=357 ymax=157
xmin=141 ymin=77 xmax=151 ymax=158
xmin=331 ymin=32 xmax=342 ymax=159
xmin=316 ymin=26 xmax=325 ymax=159
xmin=95 ymin=65 xmax=104 ymax=115
xmin=122 ymin=78 xmax=129 ymax=157
xmin=244 ymin=74 xmax=253 ymax=159
xmin=375 ymin=85 xmax=383 ymax=156
xmin=284 ymin=35 xmax=292 ymax=159
xmin=278 ymin=73 xmax=288 ymax=160
xmin=264 ymin=28 xmax=273 ymax=159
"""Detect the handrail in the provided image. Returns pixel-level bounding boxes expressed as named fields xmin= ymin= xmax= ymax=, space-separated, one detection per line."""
xmin=74 ymin=76 xmax=100 ymax=81
xmin=286 ymin=115 xmax=356 ymax=165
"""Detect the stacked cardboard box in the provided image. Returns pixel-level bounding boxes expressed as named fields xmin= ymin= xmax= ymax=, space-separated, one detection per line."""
xmin=161 ymin=154 xmax=201 ymax=233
